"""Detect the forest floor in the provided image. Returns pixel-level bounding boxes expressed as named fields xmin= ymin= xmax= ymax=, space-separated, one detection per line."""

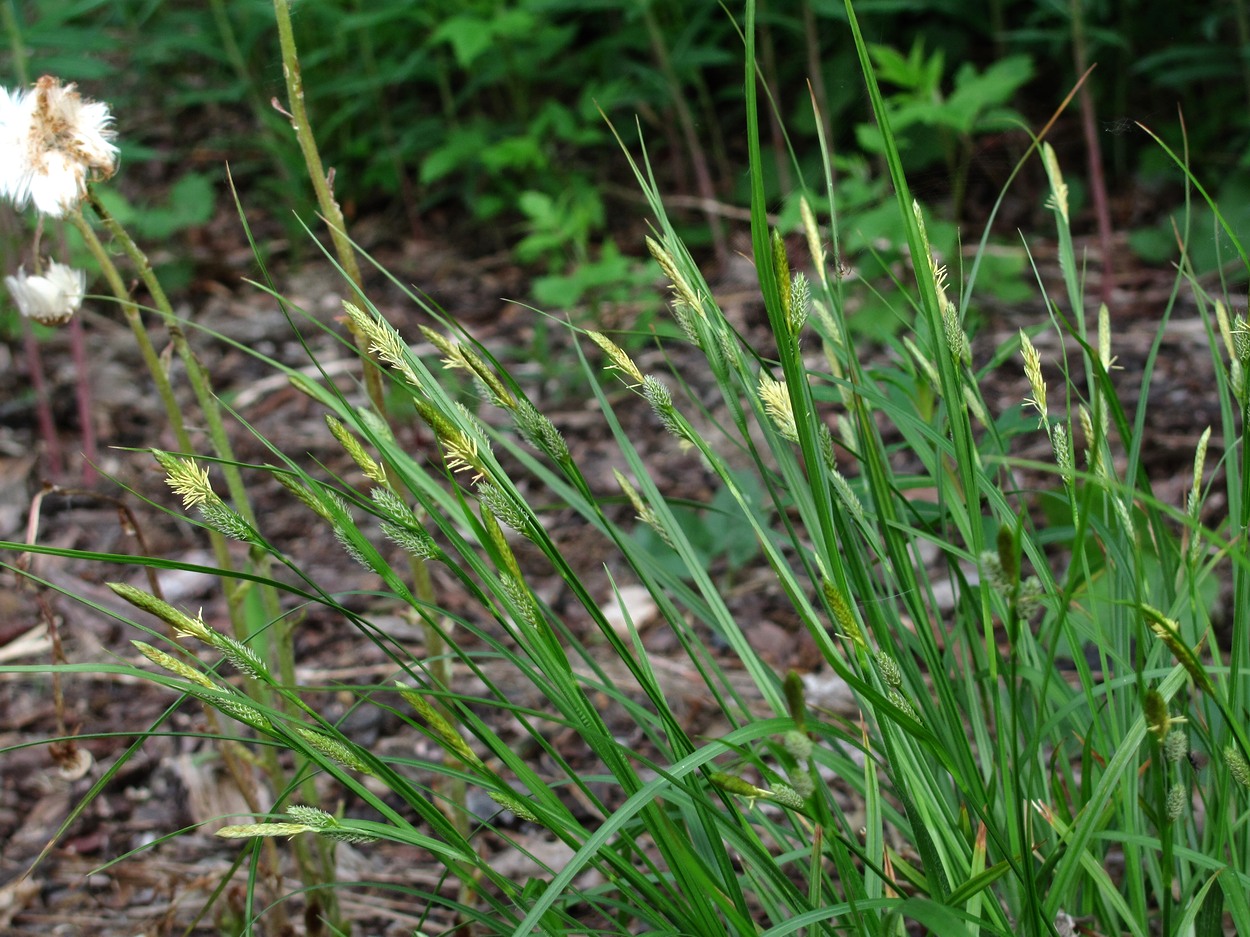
xmin=0 ymin=188 xmax=1230 ymax=935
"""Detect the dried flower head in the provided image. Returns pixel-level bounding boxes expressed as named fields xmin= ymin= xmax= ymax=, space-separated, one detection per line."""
xmin=4 ymin=261 xmax=85 ymax=325
xmin=0 ymin=76 xmax=118 ymax=217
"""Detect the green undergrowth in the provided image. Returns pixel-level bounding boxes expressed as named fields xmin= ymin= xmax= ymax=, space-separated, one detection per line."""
xmin=5 ymin=2 xmax=1250 ymax=936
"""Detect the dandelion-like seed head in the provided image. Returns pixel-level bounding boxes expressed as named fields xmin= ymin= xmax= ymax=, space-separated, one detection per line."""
xmin=4 ymin=261 xmax=85 ymax=325
xmin=0 ymin=76 xmax=118 ymax=217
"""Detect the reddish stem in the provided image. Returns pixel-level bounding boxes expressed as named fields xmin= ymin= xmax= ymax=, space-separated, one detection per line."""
xmin=69 ymin=315 xmax=98 ymax=484
xmin=22 ymin=321 xmax=63 ymax=479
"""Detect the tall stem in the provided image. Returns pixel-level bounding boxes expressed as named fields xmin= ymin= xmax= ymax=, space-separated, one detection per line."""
xmin=69 ymin=208 xmax=295 ymax=934
xmin=270 ymin=0 xmax=445 ymax=709
xmin=271 ymin=0 xmax=384 ymax=413
xmin=1069 ymin=0 xmax=1115 ymax=308
xmin=22 ymin=321 xmax=63 ymax=478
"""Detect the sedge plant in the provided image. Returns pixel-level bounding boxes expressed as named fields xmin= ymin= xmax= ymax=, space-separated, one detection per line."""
xmin=5 ymin=1 xmax=1250 ymax=936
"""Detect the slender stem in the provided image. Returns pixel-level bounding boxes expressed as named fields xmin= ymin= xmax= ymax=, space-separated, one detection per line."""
xmin=641 ymin=3 xmax=727 ymax=265
xmin=67 ymin=212 xmax=193 ymax=457
xmin=70 ymin=208 xmax=294 ymax=930
xmin=85 ymin=193 xmax=260 ymax=529
xmin=22 ymin=320 xmax=63 ymax=478
xmin=2 ymin=0 xmax=28 ymax=86
xmin=271 ymin=0 xmax=384 ymax=414
xmin=67 ymin=315 xmax=98 ymax=484
xmin=270 ymin=0 xmax=444 ymax=682
xmin=1069 ymin=0 xmax=1115 ymax=308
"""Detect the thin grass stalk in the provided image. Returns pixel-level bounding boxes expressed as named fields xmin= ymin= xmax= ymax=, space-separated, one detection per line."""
xmin=1067 ymin=0 xmax=1115 ymax=308
xmin=270 ymin=0 xmax=380 ymax=408
xmin=66 ymin=207 xmax=302 ymax=932
xmin=67 ymin=316 xmax=98 ymax=482
xmin=641 ymin=2 xmax=727 ymax=265
xmin=82 ymin=189 xmax=342 ymax=925
xmin=21 ymin=319 xmax=63 ymax=477
xmin=268 ymin=0 xmax=449 ymax=758
xmin=66 ymin=213 xmax=193 ymax=465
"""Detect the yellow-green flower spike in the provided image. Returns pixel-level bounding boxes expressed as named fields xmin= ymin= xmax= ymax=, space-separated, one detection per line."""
xmin=159 ymin=454 xmax=214 ymax=510
xmin=772 ymin=229 xmax=792 ymax=320
xmin=1141 ymin=604 xmax=1214 ymax=694
xmin=586 ymin=330 xmax=645 ymax=387
xmin=108 ymin=582 xmax=213 ymax=643
xmin=326 ymin=416 xmax=387 ymax=484
xmin=396 ymin=682 xmax=485 ymax=770
xmin=799 ymin=196 xmax=827 ymax=286
xmin=1020 ymin=331 xmax=1047 ymax=425
xmin=133 ymin=640 xmax=218 ymax=690
xmin=758 ymin=373 xmax=799 ymax=442
xmin=293 ymin=726 xmax=374 ymax=776
xmin=1041 ymin=143 xmax=1069 ymax=225
xmin=646 ymin=236 xmax=702 ymax=317
xmin=822 ymin=579 xmax=865 ymax=649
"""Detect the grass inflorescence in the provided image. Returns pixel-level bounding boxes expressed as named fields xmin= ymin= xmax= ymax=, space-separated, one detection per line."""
xmin=3 ymin=2 xmax=1250 ymax=936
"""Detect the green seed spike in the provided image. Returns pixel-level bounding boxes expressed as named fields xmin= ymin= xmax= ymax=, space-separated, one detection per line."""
xmin=996 ymin=523 xmax=1018 ymax=583
xmin=772 ymin=229 xmax=791 ymax=320
xmin=1139 ymin=604 xmax=1214 ymax=695
xmin=1164 ymin=729 xmax=1189 ymax=764
xmin=1166 ymin=783 xmax=1187 ymax=821
xmin=132 ymin=640 xmax=218 ymax=690
xmin=325 ymin=415 xmax=387 ymax=484
xmin=783 ymin=670 xmax=807 ymax=730
xmin=1224 ymin=744 xmax=1250 ymax=788
xmin=1142 ymin=688 xmax=1171 ymax=742
xmin=108 ymin=582 xmax=212 ymax=642
xmin=821 ymin=579 xmax=865 ymax=650
xmin=874 ymin=651 xmax=903 ymax=689
xmin=765 ymin=784 xmax=808 ymax=811
xmin=783 ymin=729 xmax=813 ymax=762
xmin=709 ymin=771 xmax=766 ymax=800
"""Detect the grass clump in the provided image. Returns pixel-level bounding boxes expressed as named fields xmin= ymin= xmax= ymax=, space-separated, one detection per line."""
xmin=4 ymin=2 xmax=1250 ymax=936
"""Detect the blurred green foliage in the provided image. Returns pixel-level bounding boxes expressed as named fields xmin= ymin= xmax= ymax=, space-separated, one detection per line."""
xmin=4 ymin=0 xmax=1248 ymax=301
